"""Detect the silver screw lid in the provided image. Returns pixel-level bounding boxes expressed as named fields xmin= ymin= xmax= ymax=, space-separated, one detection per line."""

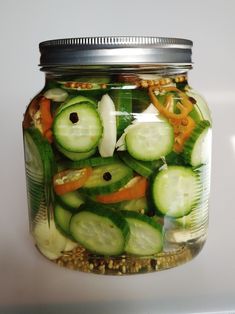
xmin=39 ymin=36 xmax=193 ymax=67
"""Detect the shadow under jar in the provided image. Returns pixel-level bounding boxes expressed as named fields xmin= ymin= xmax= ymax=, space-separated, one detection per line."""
xmin=22 ymin=36 xmax=212 ymax=275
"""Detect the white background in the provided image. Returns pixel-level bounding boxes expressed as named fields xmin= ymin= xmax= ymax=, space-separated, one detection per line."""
xmin=0 ymin=0 xmax=235 ymax=313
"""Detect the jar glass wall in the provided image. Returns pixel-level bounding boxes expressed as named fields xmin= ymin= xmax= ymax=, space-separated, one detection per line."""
xmin=23 ymin=37 xmax=212 ymax=274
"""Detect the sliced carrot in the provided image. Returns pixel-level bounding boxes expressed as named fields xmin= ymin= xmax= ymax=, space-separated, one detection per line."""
xmin=23 ymin=96 xmax=41 ymax=129
xmin=149 ymin=86 xmax=193 ymax=120
xmin=53 ymin=167 xmax=92 ymax=195
xmin=148 ymin=86 xmax=196 ymax=152
xmin=96 ymin=176 xmax=148 ymax=204
xmin=44 ymin=129 xmax=53 ymax=143
xmin=39 ymin=97 xmax=53 ymax=134
xmin=173 ymin=116 xmax=196 ymax=152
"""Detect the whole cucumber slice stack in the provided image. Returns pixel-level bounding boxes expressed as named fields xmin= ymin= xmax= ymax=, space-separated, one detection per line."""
xmin=70 ymin=207 xmax=130 ymax=256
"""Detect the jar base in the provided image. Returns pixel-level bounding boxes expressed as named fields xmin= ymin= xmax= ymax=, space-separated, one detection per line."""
xmin=36 ymin=236 xmax=206 ymax=275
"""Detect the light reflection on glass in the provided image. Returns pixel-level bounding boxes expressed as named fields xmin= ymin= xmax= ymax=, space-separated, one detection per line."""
xmin=230 ymin=135 xmax=235 ymax=154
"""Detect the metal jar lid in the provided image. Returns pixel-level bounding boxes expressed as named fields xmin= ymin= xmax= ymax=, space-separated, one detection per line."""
xmin=39 ymin=36 xmax=193 ymax=67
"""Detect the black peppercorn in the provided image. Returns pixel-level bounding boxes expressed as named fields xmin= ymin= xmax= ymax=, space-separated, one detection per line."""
xmin=69 ymin=112 xmax=79 ymax=123
xmin=103 ymin=172 xmax=112 ymax=181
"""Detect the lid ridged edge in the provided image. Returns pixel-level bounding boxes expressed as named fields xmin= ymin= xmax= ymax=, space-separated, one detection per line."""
xmin=39 ymin=36 xmax=192 ymax=49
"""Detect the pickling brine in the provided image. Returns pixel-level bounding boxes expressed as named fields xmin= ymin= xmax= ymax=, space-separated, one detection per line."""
xmin=23 ymin=37 xmax=212 ymax=274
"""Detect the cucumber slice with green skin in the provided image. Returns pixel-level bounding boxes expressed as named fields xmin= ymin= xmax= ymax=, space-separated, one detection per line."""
xmin=165 ymin=151 xmax=186 ymax=166
xmin=33 ymin=219 xmax=67 ymax=260
xmin=44 ymin=88 xmax=68 ymax=102
xmin=118 ymin=151 xmax=163 ymax=177
xmin=64 ymin=155 xmax=120 ymax=169
xmin=132 ymin=89 xmax=150 ymax=112
xmin=82 ymin=162 xmax=133 ymax=195
xmin=56 ymin=95 xmax=96 ymax=116
xmin=189 ymin=106 xmax=203 ymax=124
xmin=121 ymin=211 xmax=163 ymax=256
xmin=53 ymin=103 xmax=103 ymax=153
xmin=23 ymin=128 xmax=55 ymax=217
xmin=98 ymin=94 xmax=117 ymax=157
xmin=119 ymin=197 xmax=148 ymax=214
xmin=110 ymin=89 xmax=133 ymax=137
xmin=56 ymin=144 xmax=96 ymax=161
xmin=54 ymin=203 xmax=73 ymax=236
xmin=183 ymin=120 xmax=211 ymax=167
xmin=56 ymin=191 xmax=84 ymax=212
xmin=125 ymin=121 xmax=174 ymax=161
xmin=70 ymin=207 xmax=130 ymax=256
xmin=152 ymin=166 xmax=200 ymax=218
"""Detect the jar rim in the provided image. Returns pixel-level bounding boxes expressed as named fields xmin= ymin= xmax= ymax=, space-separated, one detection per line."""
xmin=39 ymin=36 xmax=193 ymax=67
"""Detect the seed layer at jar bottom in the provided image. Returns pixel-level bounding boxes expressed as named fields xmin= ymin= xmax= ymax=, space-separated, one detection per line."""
xmin=23 ymin=73 xmax=212 ymax=275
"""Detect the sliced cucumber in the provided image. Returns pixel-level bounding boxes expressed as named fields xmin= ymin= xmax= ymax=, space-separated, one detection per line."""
xmin=82 ymin=161 xmax=133 ymax=195
xmin=110 ymin=89 xmax=132 ymax=136
xmin=53 ymin=103 xmax=103 ymax=153
xmin=33 ymin=220 xmax=67 ymax=260
xmin=44 ymin=88 xmax=68 ymax=102
xmin=125 ymin=121 xmax=174 ymax=161
xmin=120 ymin=197 xmax=148 ymax=214
xmin=70 ymin=207 xmax=129 ymax=256
xmin=56 ymin=95 xmax=96 ymax=115
xmin=121 ymin=211 xmax=163 ymax=255
xmin=64 ymin=155 xmax=119 ymax=169
xmin=57 ymin=144 xmax=96 ymax=161
xmin=98 ymin=94 xmax=117 ymax=157
xmin=183 ymin=120 xmax=211 ymax=167
xmin=152 ymin=166 xmax=200 ymax=218
xmin=54 ymin=203 xmax=73 ymax=236
xmin=23 ymin=128 xmax=55 ymax=217
xmin=56 ymin=190 xmax=84 ymax=212
xmin=165 ymin=151 xmax=186 ymax=166
xmin=118 ymin=151 xmax=163 ymax=177
xmin=132 ymin=89 xmax=150 ymax=112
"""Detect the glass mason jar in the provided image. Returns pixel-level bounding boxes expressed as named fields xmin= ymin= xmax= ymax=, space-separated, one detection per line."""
xmin=23 ymin=37 xmax=212 ymax=274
